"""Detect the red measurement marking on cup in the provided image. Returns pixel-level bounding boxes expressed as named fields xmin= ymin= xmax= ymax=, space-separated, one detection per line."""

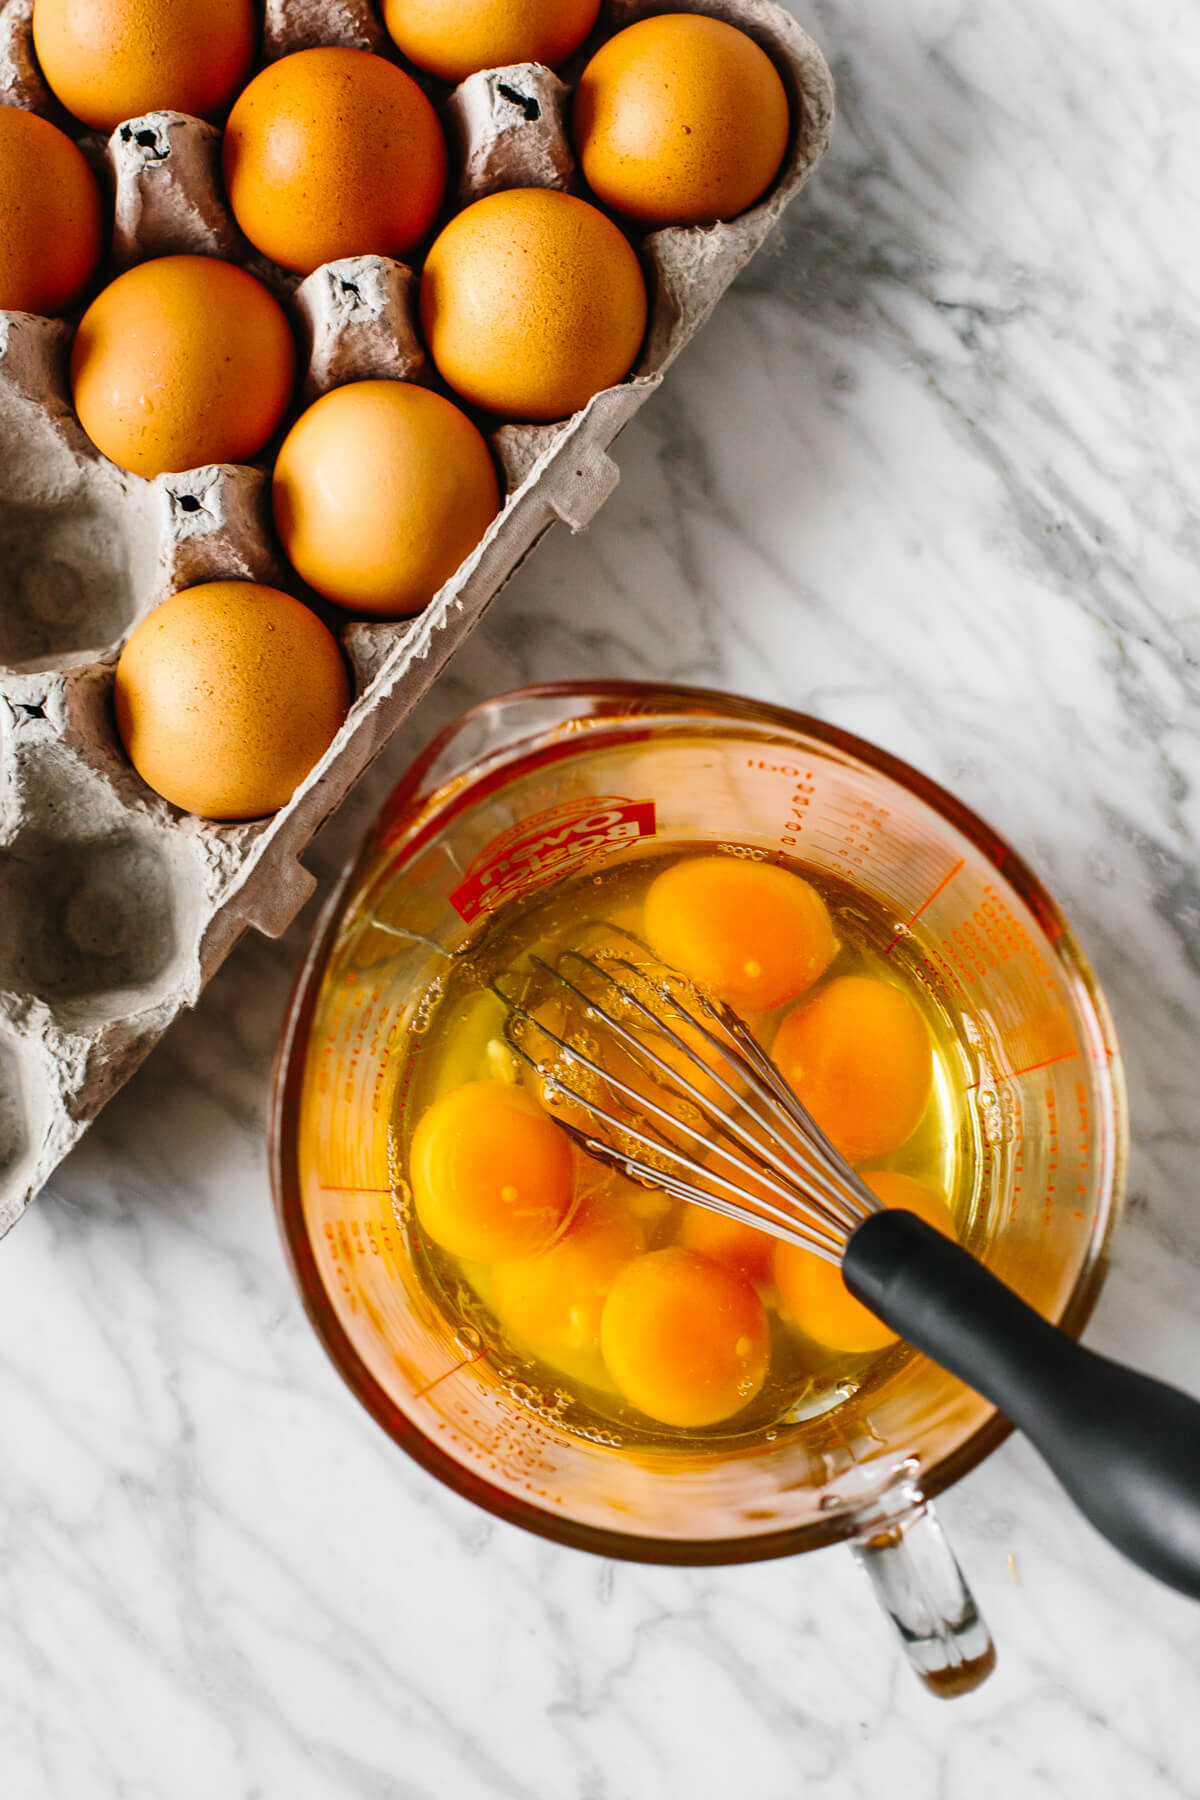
xmin=318 ymin=979 xmax=386 ymax=1098
xmin=1075 ymin=1079 xmax=1092 ymax=1201
xmin=322 ymin=1220 xmax=360 ymax=1312
xmin=749 ymin=760 xmax=819 ymax=852
xmin=883 ymin=859 xmax=966 ymax=955
xmin=1012 ymin=1050 xmax=1078 ymax=1080
xmin=804 ymin=800 xmax=891 ymax=877
xmin=412 ymin=1349 xmax=488 ymax=1402
xmin=940 ymin=883 xmax=1061 ymax=996
xmin=1044 ymin=1085 xmax=1060 ymax=1224
xmin=318 ymin=1184 xmax=393 ymax=1194
xmin=963 ymin=1049 xmax=1078 ymax=1092
xmin=1008 ymin=1132 xmax=1026 ymax=1224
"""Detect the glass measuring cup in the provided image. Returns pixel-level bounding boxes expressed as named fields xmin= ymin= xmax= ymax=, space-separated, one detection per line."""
xmin=270 ymin=682 xmax=1126 ymax=1695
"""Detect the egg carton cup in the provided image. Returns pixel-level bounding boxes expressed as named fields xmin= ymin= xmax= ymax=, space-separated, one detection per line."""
xmin=0 ymin=0 xmax=834 ymax=1233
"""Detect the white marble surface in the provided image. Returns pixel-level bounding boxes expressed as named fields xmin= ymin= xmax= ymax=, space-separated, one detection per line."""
xmin=4 ymin=0 xmax=1200 ymax=1791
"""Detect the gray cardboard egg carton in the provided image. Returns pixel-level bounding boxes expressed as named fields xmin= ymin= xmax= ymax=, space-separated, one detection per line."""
xmin=0 ymin=0 xmax=833 ymax=1233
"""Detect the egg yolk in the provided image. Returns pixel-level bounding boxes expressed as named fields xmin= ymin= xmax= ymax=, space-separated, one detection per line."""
xmin=677 ymin=1201 xmax=776 ymax=1287
xmin=411 ymin=1082 xmax=575 ymax=1262
xmin=643 ymin=856 xmax=836 ymax=1013
xmin=775 ymin=1171 xmax=956 ymax=1355
xmin=772 ymin=975 xmax=933 ymax=1164
xmin=493 ymin=1192 xmax=644 ymax=1380
xmin=600 ymin=1247 xmax=770 ymax=1427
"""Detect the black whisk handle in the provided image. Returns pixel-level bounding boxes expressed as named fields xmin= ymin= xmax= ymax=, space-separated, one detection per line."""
xmin=843 ymin=1209 xmax=1200 ymax=1600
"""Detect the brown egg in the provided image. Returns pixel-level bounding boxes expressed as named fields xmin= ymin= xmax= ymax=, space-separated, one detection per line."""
xmin=70 ymin=256 xmax=295 ymax=479
xmin=32 ymin=0 xmax=255 ymax=134
xmin=114 ymin=582 xmax=350 ymax=820
xmin=273 ymin=380 xmax=502 ymax=618
xmin=381 ymin=0 xmax=601 ymax=85
xmin=574 ymin=14 xmax=791 ymax=227
xmin=223 ymin=48 xmax=447 ymax=276
xmin=420 ymin=188 xmax=646 ymax=422
xmin=0 ymin=107 xmax=103 ymax=316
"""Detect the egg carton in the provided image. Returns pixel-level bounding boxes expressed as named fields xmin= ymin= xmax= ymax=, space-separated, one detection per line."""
xmin=0 ymin=0 xmax=834 ymax=1234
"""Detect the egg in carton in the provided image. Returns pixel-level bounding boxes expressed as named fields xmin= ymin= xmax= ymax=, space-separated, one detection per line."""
xmin=0 ymin=0 xmax=834 ymax=1234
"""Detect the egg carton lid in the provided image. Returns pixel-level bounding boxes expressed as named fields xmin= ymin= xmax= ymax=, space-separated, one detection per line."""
xmin=0 ymin=0 xmax=834 ymax=1233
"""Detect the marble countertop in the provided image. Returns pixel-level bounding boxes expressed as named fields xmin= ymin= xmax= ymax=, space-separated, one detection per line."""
xmin=4 ymin=0 xmax=1200 ymax=1792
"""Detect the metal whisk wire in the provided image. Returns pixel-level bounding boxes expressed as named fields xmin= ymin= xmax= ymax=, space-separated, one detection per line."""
xmin=493 ymin=944 xmax=882 ymax=1267
xmin=492 ymin=943 xmax=1200 ymax=1607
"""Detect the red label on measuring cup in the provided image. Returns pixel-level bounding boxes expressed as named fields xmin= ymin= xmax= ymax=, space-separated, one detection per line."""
xmin=450 ymin=797 xmax=657 ymax=923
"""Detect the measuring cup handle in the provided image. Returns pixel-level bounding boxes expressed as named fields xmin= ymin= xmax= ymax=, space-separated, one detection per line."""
xmin=850 ymin=1499 xmax=996 ymax=1698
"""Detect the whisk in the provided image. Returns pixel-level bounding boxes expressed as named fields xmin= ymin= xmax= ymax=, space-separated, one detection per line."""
xmin=496 ymin=937 xmax=1200 ymax=1601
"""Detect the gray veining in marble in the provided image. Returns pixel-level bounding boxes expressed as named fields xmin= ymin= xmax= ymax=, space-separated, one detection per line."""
xmin=3 ymin=1 xmax=1200 ymax=1793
